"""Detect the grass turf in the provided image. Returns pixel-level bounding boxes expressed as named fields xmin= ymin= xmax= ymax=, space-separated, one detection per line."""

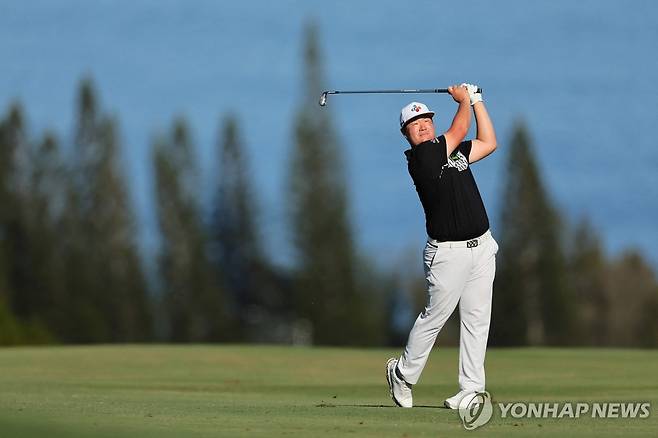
xmin=0 ymin=345 xmax=656 ymax=437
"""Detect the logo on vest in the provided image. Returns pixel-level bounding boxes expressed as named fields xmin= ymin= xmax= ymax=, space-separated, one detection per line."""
xmin=448 ymin=150 xmax=469 ymax=171
xmin=439 ymin=150 xmax=469 ymax=178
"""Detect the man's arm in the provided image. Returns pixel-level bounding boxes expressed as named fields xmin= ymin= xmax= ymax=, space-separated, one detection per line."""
xmin=444 ymin=85 xmax=471 ymax=156
xmin=464 ymin=85 xmax=497 ymax=163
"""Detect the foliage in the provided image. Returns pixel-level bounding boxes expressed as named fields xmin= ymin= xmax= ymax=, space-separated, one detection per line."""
xmin=286 ymin=23 xmax=383 ymax=345
xmin=210 ymin=115 xmax=291 ymax=342
xmin=153 ymin=118 xmax=227 ymax=342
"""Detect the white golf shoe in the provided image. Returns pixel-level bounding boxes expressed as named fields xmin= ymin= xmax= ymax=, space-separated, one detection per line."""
xmin=386 ymin=358 xmax=413 ymax=408
xmin=444 ymin=389 xmax=479 ymax=410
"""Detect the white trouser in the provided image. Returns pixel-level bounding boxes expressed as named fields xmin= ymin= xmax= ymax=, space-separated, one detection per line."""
xmin=397 ymin=230 xmax=498 ymax=392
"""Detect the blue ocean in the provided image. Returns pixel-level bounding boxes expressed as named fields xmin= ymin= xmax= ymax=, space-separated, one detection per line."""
xmin=1 ymin=0 xmax=657 ymax=268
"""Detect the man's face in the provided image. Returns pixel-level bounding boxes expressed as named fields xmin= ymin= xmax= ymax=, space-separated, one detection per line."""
xmin=404 ymin=116 xmax=436 ymax=146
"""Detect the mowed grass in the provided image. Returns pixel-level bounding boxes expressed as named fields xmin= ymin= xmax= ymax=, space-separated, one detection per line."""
xmin=0 ymin=345 xmax=657 ymax=437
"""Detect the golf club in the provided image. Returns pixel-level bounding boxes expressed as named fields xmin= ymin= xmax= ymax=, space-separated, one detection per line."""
xmin=318 ymin=87 xmax=483 ymax=107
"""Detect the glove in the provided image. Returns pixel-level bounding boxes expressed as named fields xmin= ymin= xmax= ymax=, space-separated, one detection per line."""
xmin=461 ymin=83 xmax=483 ymax=106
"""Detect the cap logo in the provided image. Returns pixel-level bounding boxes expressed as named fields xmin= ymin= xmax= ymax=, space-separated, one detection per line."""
xmin=411 ymin=104 xmax=421 ymax=113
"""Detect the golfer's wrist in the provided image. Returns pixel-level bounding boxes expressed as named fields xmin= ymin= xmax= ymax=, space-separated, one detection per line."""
xmin=470 ymin=95 xmax=483 ymax=106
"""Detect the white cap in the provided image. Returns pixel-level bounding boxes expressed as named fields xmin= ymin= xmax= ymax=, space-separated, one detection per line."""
xmin=400 ymin=101 xmax=434 ymax=130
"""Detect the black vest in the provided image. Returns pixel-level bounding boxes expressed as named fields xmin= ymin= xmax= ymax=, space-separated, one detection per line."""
xmin=404 ymin=135 xmax=489 ymax=241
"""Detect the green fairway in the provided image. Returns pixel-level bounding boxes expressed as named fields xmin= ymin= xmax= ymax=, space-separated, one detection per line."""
xmin=0 ymin=345 xmax=656 ymax=437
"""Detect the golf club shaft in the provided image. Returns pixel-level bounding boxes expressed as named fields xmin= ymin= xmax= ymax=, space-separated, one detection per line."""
xmin=318 ymin=87 xmax=482 ymax=106
xmin=326 ymin=88 xmax=448 ymax=95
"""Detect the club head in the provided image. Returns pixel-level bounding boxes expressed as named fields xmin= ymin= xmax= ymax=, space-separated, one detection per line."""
xmin=318 ymin=92 xmax=328 ymax=107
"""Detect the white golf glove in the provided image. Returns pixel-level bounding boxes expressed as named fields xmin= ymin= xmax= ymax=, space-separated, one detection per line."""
xmin=461 ymin=83 xmax=483 ymax=106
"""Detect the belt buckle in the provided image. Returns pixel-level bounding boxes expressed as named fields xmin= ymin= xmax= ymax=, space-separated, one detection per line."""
xmin=467 ymin=239 xmax=478 ymax=248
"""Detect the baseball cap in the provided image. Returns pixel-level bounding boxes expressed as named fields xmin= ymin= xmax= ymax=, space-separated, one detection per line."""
xmin=400 ymin=101 xmax=434 ymax=131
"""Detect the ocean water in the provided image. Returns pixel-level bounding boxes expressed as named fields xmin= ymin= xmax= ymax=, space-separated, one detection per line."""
xmin=1 ymin=0 xmax=657 ymax=269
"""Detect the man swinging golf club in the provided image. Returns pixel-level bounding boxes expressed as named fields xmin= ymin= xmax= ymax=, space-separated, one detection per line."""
xmin=386 ymin=83 xmax=499 ymax=409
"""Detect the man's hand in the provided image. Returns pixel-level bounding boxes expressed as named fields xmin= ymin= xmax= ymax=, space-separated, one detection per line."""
xmin=461 ymin=83 xmax=483 ymax=106
xmin=448 ymin=84 xmax=469 ymax=104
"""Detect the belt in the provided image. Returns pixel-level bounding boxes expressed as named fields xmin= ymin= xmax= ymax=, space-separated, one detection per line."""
xmin=429 ymin=230 xmax=492 ymax=249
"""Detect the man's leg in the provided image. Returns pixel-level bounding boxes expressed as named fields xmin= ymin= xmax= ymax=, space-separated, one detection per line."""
xmin=457 ymin=237 xmax=497 ymax=392
xmin=397 ymin=244 xmax=471 ymax=385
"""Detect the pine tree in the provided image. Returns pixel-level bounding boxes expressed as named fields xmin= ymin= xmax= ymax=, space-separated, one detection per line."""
xmin=286 ymin=23 xmax=373 ymax=345
xmin=59 ymin=78 xmax=152 ymax=342
xmin=211 ymin=115 xmax=289 ymax=341
xmin=566 ymin=219 xmax=609 ymax=345
xmin=491 ymin=121 xmax=574 ymax=346
xmin=0 ymin=104 xmax=28 ymax=314
xmin=90 ymin=117 xmax=152 ymax=340
xmin=154 ymin=118 xmax=227 ymax=342
xmin=213 ymin=116 xmax=258 ymax=332
xmin=606 ymin=251 xmax=658 ymax=347
xmin=0 ymin=104 xmax=56 ymax=343
xmin=18 ymin=132 xmax=64 ymax=336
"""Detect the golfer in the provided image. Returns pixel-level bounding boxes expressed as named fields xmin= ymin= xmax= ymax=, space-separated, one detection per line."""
xmin=386 ymin=83 xmax=498 ymax=409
